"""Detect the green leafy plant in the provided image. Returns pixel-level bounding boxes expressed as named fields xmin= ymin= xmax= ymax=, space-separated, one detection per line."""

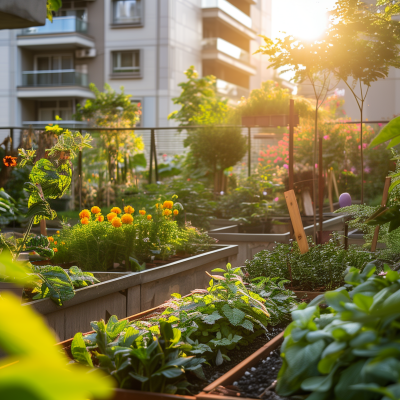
xmin=72 ymin=320 xmax=203 ymax=394
xmin=245 ymin=236 xmax=377 ymax=291
xmin=0 ymin=291 xmax=114 ymax=400
xmin=0 ymin=188 xmax=20 ymax=226
xmin=276 ymin=263 xmax=400 ymax=400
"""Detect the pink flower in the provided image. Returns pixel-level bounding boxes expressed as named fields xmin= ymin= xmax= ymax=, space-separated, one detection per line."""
xmin=323 ymin=135 xmax=330 ymax=140
xmin=274 ymin=197 xmax=279 ymax=202
xmin=283 ymin=164 xmax=289 ymax=169
xmin=315 ymin=164 xmax=318 ymax=169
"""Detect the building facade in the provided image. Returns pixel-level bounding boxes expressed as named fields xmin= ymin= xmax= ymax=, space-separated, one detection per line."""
xmin=0 ymin=0 xmax=273 ymax=131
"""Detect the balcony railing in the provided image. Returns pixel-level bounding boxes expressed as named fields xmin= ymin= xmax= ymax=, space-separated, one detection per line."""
xmin=201 ymin=0 xmax=252 ymax=29
xmin=21 ymin=17 xmax=88 ymax=35
xmin=22 ymin=70 xmax=88 ymax=87
xmin=202 ymin=38 xmax=250 ymax=63
xmin=216 ymin=79 xmax=249 ymax=99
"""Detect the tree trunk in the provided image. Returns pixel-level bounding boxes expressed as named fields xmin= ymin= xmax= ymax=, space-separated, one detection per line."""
xmin=360 ymin=107 xmax=364 ymax=204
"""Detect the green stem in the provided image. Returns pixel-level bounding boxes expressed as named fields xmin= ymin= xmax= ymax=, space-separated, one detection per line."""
xmin=16 ymin=217 xmax=35 ymax=258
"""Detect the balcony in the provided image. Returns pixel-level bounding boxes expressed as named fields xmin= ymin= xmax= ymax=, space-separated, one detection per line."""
xmin=18 ymin=70 xmax=94 ymax=100
xmin=202 ymin=38 xmax=256 ymax=75
xmin=202 ymin=0 xmax=251 ymax=28
xmin=216 ymin=79 xmax=249 ymax=100
xmin=17 ymin=17 xmax=94 ymax=50
xmin=22 ymin=70 xmax=88 ymax=87
xmin=22 ymin=16 xmax=87 ymax=35
xmin=202 ymin=0 xmax=256 ymax=39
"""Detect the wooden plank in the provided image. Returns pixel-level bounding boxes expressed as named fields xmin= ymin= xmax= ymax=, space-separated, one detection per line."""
xmin=371 ymin=176 xmax=391 ymax=252
xmin=285 ymin=190 xmax=309 ymax=254
xmin=332 ymin=169 xmax=339 ymax=200
xmin=126 ymin=285 xmax=141 ymax=316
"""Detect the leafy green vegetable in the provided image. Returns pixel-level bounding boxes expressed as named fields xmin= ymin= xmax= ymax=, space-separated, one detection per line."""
xmin=276 ymin=263 xmax=400 ymax=399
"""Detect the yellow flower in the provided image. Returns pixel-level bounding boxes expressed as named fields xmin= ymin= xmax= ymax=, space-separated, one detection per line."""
xmin=173 ymin=209 xmax=179 ymax=216
xmin=48 ymin=236 xmax=54 ymax=243
xmin=56 ymin=230 xmax=60 ymax=234
xmin=81 ymin=217 xmax=89 ymax=225
xmin=61 ymin=242 xmax=66 ymax=245
xmin=139 ymin=210 xmax=146 ymax=215
xmin=96 ymin=215 xmax=105 ymax=222
xmin=163 ymin=200 xmax=173 ymax=209
xmin=79 ymin=209 xmax=90 ymax=219
xmin=107 ymin=212 xmax=117 ymax=222
xmin=163 ymin=209 xmax=172 ymax=216
xmin=53 ymin=248 xmax=58 ymax=253
xmin=91 ymin=206 xmax=101 ymax=214
xmin=155 ymin=203 xmax=159 ymax=209
xmin=124 ymin=205 xmax=134 ymax=214
xmin=112 ymin=217 xmax=122 ymax=228
xmin=121 ymin=214 xmax=134 ymax=224
xmin=110 ymin=207 xmax=122 ymax=214
xmin=147 ymin=215 xmax=152 ymax=220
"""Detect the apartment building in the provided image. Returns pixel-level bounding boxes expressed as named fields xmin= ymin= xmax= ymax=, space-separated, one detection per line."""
xmin=0 ymin=0 xmax=272 ymax=132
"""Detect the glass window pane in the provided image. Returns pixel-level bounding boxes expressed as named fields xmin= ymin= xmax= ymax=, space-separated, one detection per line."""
xmin=113 ymin=0 xmax=141 ymax=24
xmin=37 ymin=57 xmax=49 ymax=70
xmin=121 ymin=52 xmax=133 ymax=67
xmin=61 ymin=56 xmax=73 ymax=70
xmin=52 ymin=57 xmax=61 ymax=70
xmin=113 ymin=52 xmax=119 ymax=68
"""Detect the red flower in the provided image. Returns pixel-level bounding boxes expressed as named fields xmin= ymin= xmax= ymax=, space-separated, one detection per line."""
xmin=3 ymin=156 xmax=17 ymax=167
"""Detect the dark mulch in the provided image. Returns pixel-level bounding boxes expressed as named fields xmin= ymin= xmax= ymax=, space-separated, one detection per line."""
xmin=189 ymin=325 xmax=286 ymax=395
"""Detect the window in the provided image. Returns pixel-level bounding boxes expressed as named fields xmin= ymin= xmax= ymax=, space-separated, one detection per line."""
xmin=112 ymin=50 xmax=140 ymax=75
xmin=38 ymin=100 xmax=73 ymax=121
xmin=113 ymin=0 xmax=142 ymax=25
xmin=36 ymin=55 xmax=73 ymax=71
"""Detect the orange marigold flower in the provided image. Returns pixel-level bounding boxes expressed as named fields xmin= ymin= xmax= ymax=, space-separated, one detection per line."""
xmin=121 ymin=214 xmax=134 ymax=224
xmin=56 ymin=231 xmax=60 ymax=234
xmin=112 ymin=217 xmax=122 ymax=228
xmin=173 ymin=209 xmax=179 ymax=216
xmin=79 ymin=209 xmax=90 ymax=219
xmin=124 ymin=205 xmax=134 ymax=214
xmin=54 ymin=241 xmax=57 ymax=245
xmin=91 ymin=206 xmax=101 ymax=214
xmin=163 ymin=200 xmax=173 ymax=209
xmin=107 ymin=212 xmax=117 ymax=222
xmin=147 ymin=215 xmax=152 ymax=220
xmin=155 ymin=203 xmax=159 ymax=209
xmin=81 ymin=217 xmax=89 ymax=225
xmin=3 ymin=156 xmax=17 ymax=167
xmin=139 ymin=210 xmax=146 ymax=215
xmin=110 ymin=207 xmax=122 ymax=214
xmin=96 ymin=214 xmax=104 ymax=222
xmin=48 ymin=236 xmax=54 ymax=243
xmin=53 ymin=248 xmax=58 ymax=253
xmin=163 ymin=209 xmax=172 ymax=216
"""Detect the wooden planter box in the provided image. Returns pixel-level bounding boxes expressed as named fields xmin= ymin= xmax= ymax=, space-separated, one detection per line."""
xmin=242 ymin=115 xmax=299 ymax=127
xmin=0 ymin=282 xmax=23 ymax=298
xmin=209 ymin=215 xmax=346 ymax=267
xmin=24 ymin=245 xmax=238 ymax=341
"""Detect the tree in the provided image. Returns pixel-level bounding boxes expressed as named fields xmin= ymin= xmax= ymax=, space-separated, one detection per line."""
xmin=256 ymin=34 xmax=338 ymax=238
xmin=326 ymin=0 xmax=400 ymax=202
xmin=74 ymin=83 xmax=143 ymax=183
xmin=168 ymin=66 xmax=221 ymax=127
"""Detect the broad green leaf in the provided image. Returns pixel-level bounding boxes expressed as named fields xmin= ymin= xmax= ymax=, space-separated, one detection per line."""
xmin=370 ymin=116 xmax=400 ymax=148
xmin=353 ymin=294 xmax=373 ymax=312
xmin=71 ymin=332 xmax=93 ymax=367
xmin=201 ymin=311 xmax=222 ymax=324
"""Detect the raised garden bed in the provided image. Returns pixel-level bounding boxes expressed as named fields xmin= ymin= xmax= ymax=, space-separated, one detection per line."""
xmin=209 ymin=215 xmax=346 ymax=267
xmin=24 ymin=244 xmax=238 ymax=341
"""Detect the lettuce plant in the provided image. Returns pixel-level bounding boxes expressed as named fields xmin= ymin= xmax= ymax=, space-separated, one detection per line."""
xmin=277 ymin=263 xmax=400 ymax=400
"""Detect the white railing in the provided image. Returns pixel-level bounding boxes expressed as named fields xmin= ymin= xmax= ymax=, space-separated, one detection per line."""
xmin=202 ymin=0 xmax=252 ymax=28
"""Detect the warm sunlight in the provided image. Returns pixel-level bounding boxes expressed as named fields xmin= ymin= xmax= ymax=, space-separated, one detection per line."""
xmin=272 ymin=0 xmax=336 ymax=41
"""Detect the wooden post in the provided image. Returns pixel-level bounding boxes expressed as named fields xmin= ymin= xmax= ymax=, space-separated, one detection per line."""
xmin=78 ymin=150 xmax=82 ymax=211
xmin=328 ymin=169 xmax=334 ymax=212
xmin=247 ymin=126 xmax=251 ymax=177
xmin=370 ymin=176 xmax=391 ymax=252
xmin=332 ymin=170 xmax=339 ymax=201
xmin=318 ymin=135 xmax=323 ymax=241
xmin=289 ymin=99 xmax=294 ymax=191
xmin=153 ymin=130 xmax=159 ymax=182
xmin=285 ymin=190 xmax=309 ymax=254
xmin=40 ymin=219 xmax=47 ymax=236
xmin=149 ymin=129 xmax=154 ymax=184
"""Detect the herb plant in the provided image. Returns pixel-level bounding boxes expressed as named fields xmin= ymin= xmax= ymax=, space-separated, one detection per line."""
xmin=72 ymin=319 xmax=203 ymax=394
xmin=276 ymin=263 xmax=400 ymax=400
xmin=245 ymin=236 xmax=377 ymax=291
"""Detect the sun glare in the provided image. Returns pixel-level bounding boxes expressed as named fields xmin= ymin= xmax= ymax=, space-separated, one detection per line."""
xmin=272 ymin=0 xmax=336 ymax=41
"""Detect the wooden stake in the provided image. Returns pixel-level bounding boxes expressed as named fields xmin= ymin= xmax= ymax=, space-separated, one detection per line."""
xmin=40 ymin=219 xmax=47 ymax=236
xmin=285 ymin=189 xmax=309 ymax=254
xmin=328 ymin=169 xmax=334 ymax=212
xmin=289 ymin=99 xmax=294 ymax=191
xmin=332 ymin=170 xmax=339 ymax=201
xmin=370 ymin=176 xmax=391 ymax=252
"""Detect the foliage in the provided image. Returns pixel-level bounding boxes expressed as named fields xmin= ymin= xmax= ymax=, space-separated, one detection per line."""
xmin=0 ymin=249 xmax=33 ymax=285
xmin=168 ymin=66 xmax=222 ymax=127
xmin=72 ymin=320 xmax=202 ymax=394
xmin=0 ymin=292 xmax=114 ymax=400
xmin=74 ymin=84 xmax=144 ymax=183
xmin=0 ymin=188 xmax=20 ymax=226
xmin=51 ymin=199 xmax=214 ymax=271
xmin=230 ymin=80 xmax=313 ymax=123
xmin=127 ymin=263 xmax=297 ymax=365
xmin=245 ymin=236 xmax=377 ymax=291
xmin=46 ymin=0 xmax=62 ymax=22
xmin=30 ymin=265 xmax=100 ymax=306
xmin=276 ymin=263 xmax=400 ymax=400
